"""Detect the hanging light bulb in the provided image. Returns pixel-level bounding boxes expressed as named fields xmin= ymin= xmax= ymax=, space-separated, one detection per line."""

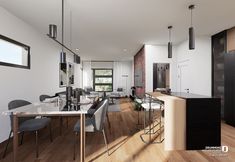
xmin=168 ymin=26 xmax=173 ymax=58
xmin=189 ymin=5 xmax=195 ymax=50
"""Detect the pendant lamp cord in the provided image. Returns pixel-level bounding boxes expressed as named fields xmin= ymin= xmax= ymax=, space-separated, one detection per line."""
xmin=62 ymin=0 xmax=64 ymax=52
xmin=169 ymin=28 xmax=171 ymax=42
xmin=190 ymin=7 xmax=193 ymax=27
xmin=70 ymin=10 xmax=72 ymax=49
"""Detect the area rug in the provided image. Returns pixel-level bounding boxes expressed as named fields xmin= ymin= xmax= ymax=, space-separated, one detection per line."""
xmin=108 ymin=100 xmax=121 ymax=112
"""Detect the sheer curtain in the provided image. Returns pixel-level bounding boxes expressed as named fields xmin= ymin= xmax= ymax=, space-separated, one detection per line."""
xmin=113 ymin=61 xmax=132 ymax=95
xmin=82 ymin=61 xmax=93 ymax=88
xmin=113 ymin=61 xmax=122 ymax=91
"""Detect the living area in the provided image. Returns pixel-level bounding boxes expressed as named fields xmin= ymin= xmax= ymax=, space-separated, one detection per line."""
xmin=1 ymin=0 xmax=235 ymax=162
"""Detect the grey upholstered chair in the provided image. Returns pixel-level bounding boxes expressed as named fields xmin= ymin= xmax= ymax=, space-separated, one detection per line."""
xmin=73 ymin=99 xmax=109 ymax=160
xmin=2 ymin=100 xmax=52 ymax=158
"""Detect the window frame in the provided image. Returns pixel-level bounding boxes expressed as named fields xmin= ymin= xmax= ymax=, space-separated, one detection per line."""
xmin=93 ymin=68 xmax=113 ymax=92
xmin=0 ymin=34 xmax=31 ymax=69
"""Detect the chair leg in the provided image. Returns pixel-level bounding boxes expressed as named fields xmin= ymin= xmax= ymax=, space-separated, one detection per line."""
xmin=66 ymin=117 xmax=69 ymax=128
xmin=20 ymin=131 xmax=24 ymax=145
xmin=35 ymin=131 xmax=39 ymax=158
xmin=73 ymin=132 xmax=78 ymax=160
xmin=102 ymin=129 xmax=109 ymax=155
xmin=49 ymin=123 xmax=53 ymax=142
xmin=137 ymin=109 xmax=140 ymax=124
xmin=60 ymin=117 xmax=63 ymax=135
xmin=2 ymin=131 xmax=12 ymax=158
xmin=106 ymin=114 xmax=111 ymax=129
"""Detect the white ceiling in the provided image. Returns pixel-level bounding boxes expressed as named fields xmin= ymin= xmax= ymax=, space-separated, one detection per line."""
xmin=1 ymin=0 xmax=235 ymax=60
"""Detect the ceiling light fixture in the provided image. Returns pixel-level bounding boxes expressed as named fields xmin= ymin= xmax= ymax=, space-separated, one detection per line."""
xmin=168 ymin=26 xmax=173 ymax=58
xmin=189 ymin=4 xmax=195 ymax=50
xmin=49 ymin=24 xmax=57 ymax=39
xmin=47 ymin=0 xmax=80 ymax=63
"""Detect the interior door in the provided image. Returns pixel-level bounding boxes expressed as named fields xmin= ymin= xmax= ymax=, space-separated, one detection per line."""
xmin=177 ymin=60 xmax=190 ymax=93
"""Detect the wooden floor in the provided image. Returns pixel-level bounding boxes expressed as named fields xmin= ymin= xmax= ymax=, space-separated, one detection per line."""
xmin=1 ymin=98 xmax=235 ymax=162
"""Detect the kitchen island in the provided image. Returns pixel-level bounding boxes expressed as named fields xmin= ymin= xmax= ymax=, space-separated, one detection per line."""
xmin=147 ymin=92 xmax=221 ymax=150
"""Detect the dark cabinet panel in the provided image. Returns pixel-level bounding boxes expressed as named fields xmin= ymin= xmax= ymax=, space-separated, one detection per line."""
xmin=186 ymin=98 xmax=221 ymax=150
xmin=187 ymin=124 xmax=221 ymax=150
xmin=212 ymin=31 xmax=226 ymax=118
xmin=224 ymin=53 xmax=235 ymax=126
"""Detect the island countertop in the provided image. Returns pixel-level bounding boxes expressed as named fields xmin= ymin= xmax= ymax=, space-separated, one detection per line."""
xmin=163 ymin=92 xmax=214 ymax=99
xmin=148 ymin=91 xmax=219 ymax=99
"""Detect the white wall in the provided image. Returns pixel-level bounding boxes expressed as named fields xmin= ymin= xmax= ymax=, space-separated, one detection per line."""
xmin=175 ymin=37 xmax=211 ymax=96
xmin=0 ymin=7 xmax=81 ymax=142
xmin=145 ymin=36 xmax=211 ymax=96
xmin=113 ymin=61 xmax=133 ymax=95
xmin=145 ymin=45 xmax=177 ymax=92
xmin=82 ymin=61 xmax=133 ymax=95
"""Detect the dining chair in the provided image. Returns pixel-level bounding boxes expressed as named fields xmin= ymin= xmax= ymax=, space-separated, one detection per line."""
xmin=39 ymin=94 xmax=53 ymax=102
xmin=86 ymin=97 xmax=111 ymax=128
xmin=73 ymin=99 xmax=110 ymax=160
xmin=2 ymin=100 xmax=52 ymax=158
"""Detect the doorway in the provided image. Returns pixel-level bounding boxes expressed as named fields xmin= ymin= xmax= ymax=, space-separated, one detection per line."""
xmin=177 ymin=60 xmax=190 ymax=93
xmin=153 ymin=63 xmax=170 ymax=91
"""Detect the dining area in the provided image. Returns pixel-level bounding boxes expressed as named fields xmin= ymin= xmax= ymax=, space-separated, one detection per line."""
xmin=1 ymin=90 xmax=110 ymax=162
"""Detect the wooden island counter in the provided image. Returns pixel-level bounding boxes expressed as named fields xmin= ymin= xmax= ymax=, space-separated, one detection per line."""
xmin=147 ymin=92 xmax=221 ymax=151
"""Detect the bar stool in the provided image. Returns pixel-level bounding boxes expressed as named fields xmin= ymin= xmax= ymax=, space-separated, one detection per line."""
xmin=134 ymin=97 xmax=143 ymax=129
xmin=140 ymin=93 xmax=164 ymax=144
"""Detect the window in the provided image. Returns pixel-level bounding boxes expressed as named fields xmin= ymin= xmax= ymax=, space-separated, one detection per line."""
xmin=93 ymin=69 xmax=113 ymax=92
xmin=0 ymin=35 xmax=30 ymax=69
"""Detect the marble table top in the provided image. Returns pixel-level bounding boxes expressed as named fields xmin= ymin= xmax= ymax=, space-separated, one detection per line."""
xmin=1 ymin=102 xmax=91 ymax=116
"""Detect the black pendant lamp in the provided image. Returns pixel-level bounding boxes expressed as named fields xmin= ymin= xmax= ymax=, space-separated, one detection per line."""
xmin=168 ymin=26 xmax=173 ymax=58
xmin=49 ymin=24 xmax=57 ymax=39
xmin=48 ymin=0 xmax=66 ymax=63
xmin=47 ymin=0 xmax=80 ymax=64
xmin=189 ymin=5 xmax=195 ymax=50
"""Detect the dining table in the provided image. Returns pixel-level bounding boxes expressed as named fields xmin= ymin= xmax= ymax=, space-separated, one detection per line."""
xmin=1 ymin=98 xmax=92 ymax=162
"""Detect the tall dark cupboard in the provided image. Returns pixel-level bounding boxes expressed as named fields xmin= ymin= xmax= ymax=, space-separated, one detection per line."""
xmin=212 ymin=27 xmax=235 ymax=126
xmin=224 ymin=53 xmax=235 ymax=126
xmin=212 ymin=31 xmax=226 ymax=119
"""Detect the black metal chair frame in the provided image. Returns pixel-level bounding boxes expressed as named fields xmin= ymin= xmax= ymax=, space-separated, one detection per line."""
xmin=140 ymin=94 xmax=165 ymax=144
